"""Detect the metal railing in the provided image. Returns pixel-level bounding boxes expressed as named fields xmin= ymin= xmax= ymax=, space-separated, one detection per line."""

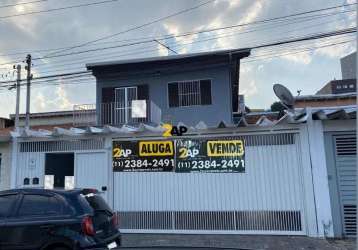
xmin=73 ymin=104 xmax=96 ymax=126
xmin=73 ymin=100 xmax=161 ymax=126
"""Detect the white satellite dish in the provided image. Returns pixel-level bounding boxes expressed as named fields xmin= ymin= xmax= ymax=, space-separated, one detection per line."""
xmin=273 ymin=84 xmax=295 ymax=109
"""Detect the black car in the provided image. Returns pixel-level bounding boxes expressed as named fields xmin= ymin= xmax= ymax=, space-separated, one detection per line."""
xmin=0 ymin=188 xmax=121 ymax=250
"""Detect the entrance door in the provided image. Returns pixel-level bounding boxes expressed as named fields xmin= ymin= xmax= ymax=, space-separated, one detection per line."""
xmin=45 ymin=153 xmax=74 ymax=189
xmin=115 ymin=87 xmax=137 ymax=124
xmin=75 ymin=152 xmax=109 ymax=202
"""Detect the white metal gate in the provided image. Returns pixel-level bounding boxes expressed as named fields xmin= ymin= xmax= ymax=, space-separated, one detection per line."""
xmin=113 ymin=132 xmax=306 ymax=234
xmin=15 ymin=139 xmax=106 ymax=191
xmin=334 ymin=135 xmax=357 ymax=236
xmin=75 ymin=152 xmax=109 ymax=202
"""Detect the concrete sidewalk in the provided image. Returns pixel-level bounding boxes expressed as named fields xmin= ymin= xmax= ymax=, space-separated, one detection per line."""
xmin=120 ymin=234 xmax=356 ymax=250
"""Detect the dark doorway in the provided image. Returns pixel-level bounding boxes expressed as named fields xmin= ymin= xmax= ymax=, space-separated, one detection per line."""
xmin=45 ymin=153 xmax=74 ymax=188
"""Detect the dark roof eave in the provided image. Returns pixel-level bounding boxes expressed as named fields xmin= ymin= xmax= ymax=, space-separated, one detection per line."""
xmin=86 ymin=48 xmax=251 ymax=70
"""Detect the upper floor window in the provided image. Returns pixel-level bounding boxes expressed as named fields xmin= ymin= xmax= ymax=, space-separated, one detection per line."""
xmin=343 ymin=84 xmax=348 ymax=89
xmin=168 ymin=79 xmax=212 ymax=108
xmin=349 ymin=84 xmax=354 ymax=88
xmin=336 ymin=85 xmax=342 ymax=89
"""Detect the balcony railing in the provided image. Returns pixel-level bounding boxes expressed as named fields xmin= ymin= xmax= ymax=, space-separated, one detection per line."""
xmin=73 ymin=104 xmax=96 ymax=126
xmin=73 ymin=100 xmax=161 ymax=127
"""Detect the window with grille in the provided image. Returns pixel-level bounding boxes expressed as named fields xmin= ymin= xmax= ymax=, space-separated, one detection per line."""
xmin=168 ymin=79 xmax=212 ymax=107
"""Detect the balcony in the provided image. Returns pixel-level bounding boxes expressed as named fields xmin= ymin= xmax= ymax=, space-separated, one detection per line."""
xmin=73 ymin=100 xmax=161 ymax=127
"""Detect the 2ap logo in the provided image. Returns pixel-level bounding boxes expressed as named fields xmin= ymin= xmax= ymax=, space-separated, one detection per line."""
xmin=113 ymin=147 xmax=132 ymax=158
xmin=162 ymin=123 xmax=188 ymax=137
xmin=178 ymin=147 xmax=199 ymax=158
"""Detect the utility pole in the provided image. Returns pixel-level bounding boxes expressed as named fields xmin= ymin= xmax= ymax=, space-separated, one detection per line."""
xmin=25 ymin=54 xmax=32 ymax=129
xmin=14 ymin=64 xmax=21 ymax=131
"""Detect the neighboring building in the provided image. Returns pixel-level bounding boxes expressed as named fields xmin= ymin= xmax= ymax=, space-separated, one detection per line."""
xmin=0 ymin=128 xmax=11 ymax=191
xmin=341 ymin=51 xmax=356 ymax=80
xmin=10 ymin=110 xmax=96 ymax=127
xmin=0 ymin=118 xmax=13 ymax=191
xmin=85 ymin=49 xmax=250 ymax=127
xmin=316 ymin=79 xmax=356 ymax=95
xmin=295 ymin=93 xmax=356 ymax=108
xmin=0 ymin=117 xmax=14 ymax=129
xmin=316 ymin=52 xmax=356 ymax=96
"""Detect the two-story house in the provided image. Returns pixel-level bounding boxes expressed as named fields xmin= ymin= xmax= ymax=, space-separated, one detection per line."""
xmin=86 ymin=49 xmax=251 ymax=127
xmin=7 ymin=48 xmax=357 ymax=238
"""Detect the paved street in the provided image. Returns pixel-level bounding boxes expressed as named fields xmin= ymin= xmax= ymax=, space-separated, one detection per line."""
xmin=116 ymin=234 xmax=356 ymax=250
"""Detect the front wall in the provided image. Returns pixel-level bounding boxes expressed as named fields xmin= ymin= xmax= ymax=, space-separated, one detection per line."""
xmin=97 ymin=66 xmax=232 ymax=127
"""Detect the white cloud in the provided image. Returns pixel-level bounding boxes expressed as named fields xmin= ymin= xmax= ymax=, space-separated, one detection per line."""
xmin=240 ymin=64 xmax=252 ymax=74
xmin=32 ymin=84 xmax=73 ymax=112
xmin=162 ymin=23 xmax=199 ymax=52
xmin=34 ymin=92 xmax=46 ymax=111
xmin=281 ymin=51 xmax=313 ymax=65
xmin=240 ymin=80 xmax=258 ymax=97
xmin=214 ymin=0 xmax=265 ymax=49
xmin=56 ymin=84 xmax=73 ymax=110
xmin=157 ymin=43 xmax=168 ymax=56
xmin=315 ymin=41 xmax=356 ymax=59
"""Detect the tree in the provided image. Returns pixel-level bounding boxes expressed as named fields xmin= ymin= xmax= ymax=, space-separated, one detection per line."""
xmin=270 ymin=101 xmax=286 ymax=112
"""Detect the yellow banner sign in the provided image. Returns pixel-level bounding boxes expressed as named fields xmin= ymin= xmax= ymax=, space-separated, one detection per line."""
xmin=207 ymin=140 xmax=244 ymax=157
xmin=139 ymin=141 xmax=174 ymax=156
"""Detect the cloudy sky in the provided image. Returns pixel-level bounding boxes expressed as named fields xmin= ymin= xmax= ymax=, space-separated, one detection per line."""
xmin=0 ymin=0 xmax=356 ymax=118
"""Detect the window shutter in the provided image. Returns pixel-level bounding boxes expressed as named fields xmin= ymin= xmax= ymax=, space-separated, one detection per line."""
xmin=101 ymin=87 xmax=115 ymax=103
xmin=137 ymin=84 xmax=149 ymax=100
xmin=168 ymin=82 xmax=179 ymax=107
xmin=200 ymin=79 xmax=212 ymax=105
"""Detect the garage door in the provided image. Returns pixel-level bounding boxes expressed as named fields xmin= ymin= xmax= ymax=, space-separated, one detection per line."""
xmin=75 ymin=152 xmax=109 ymax=202
xmin=334 ymin=135 xmax=357 ymax=236
xmin=113 ymin=133 xmax=306 ymax=234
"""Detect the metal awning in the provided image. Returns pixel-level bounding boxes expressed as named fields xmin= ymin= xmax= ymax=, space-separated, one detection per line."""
xmin=9 ymin=105 xmax=356 ymax=139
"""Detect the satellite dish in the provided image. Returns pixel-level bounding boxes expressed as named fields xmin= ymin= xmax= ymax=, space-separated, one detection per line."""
xmin=273 ymin=84 xmax=295 ymax=109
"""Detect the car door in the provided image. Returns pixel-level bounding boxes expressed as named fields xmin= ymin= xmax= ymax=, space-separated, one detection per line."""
xmin=0 ymin=193 xmax=21 ymax=250
xmin=4 ymin=193 xmax=66 ymax=249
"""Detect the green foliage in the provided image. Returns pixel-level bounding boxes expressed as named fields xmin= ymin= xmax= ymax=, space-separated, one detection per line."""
xmin=270 ymin=101 xmax=286 ymax=112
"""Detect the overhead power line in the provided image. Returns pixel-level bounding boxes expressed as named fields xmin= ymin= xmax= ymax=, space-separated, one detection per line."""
xmin=0 ymin=38 xmax=354 ymax=94
xmin=42 ymin=1 xmax=357 ymax=58
xmin=0 ymin=37 xmax=353 ymax=94
xmin=42 ymin=0 xmax=219 ymax=57
xmin=0 ymin=0 xmax=122 ymax=20
xmin=0 ymin=27 xmax=355 ymax=88
xmin=29 ymin=9 xmax=356 ymax=62
xmin=0 ymin=0 xmax=48 ymax=9
xmin=31 ymin=26 xmax=356 ymax=62
xmin=33 ymin=11 xmax=354 ymax=72
xmin=0 ymin=2 xmax=354 ymax=67
xmin=1 ymin=5 xmax=353 ymax=59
